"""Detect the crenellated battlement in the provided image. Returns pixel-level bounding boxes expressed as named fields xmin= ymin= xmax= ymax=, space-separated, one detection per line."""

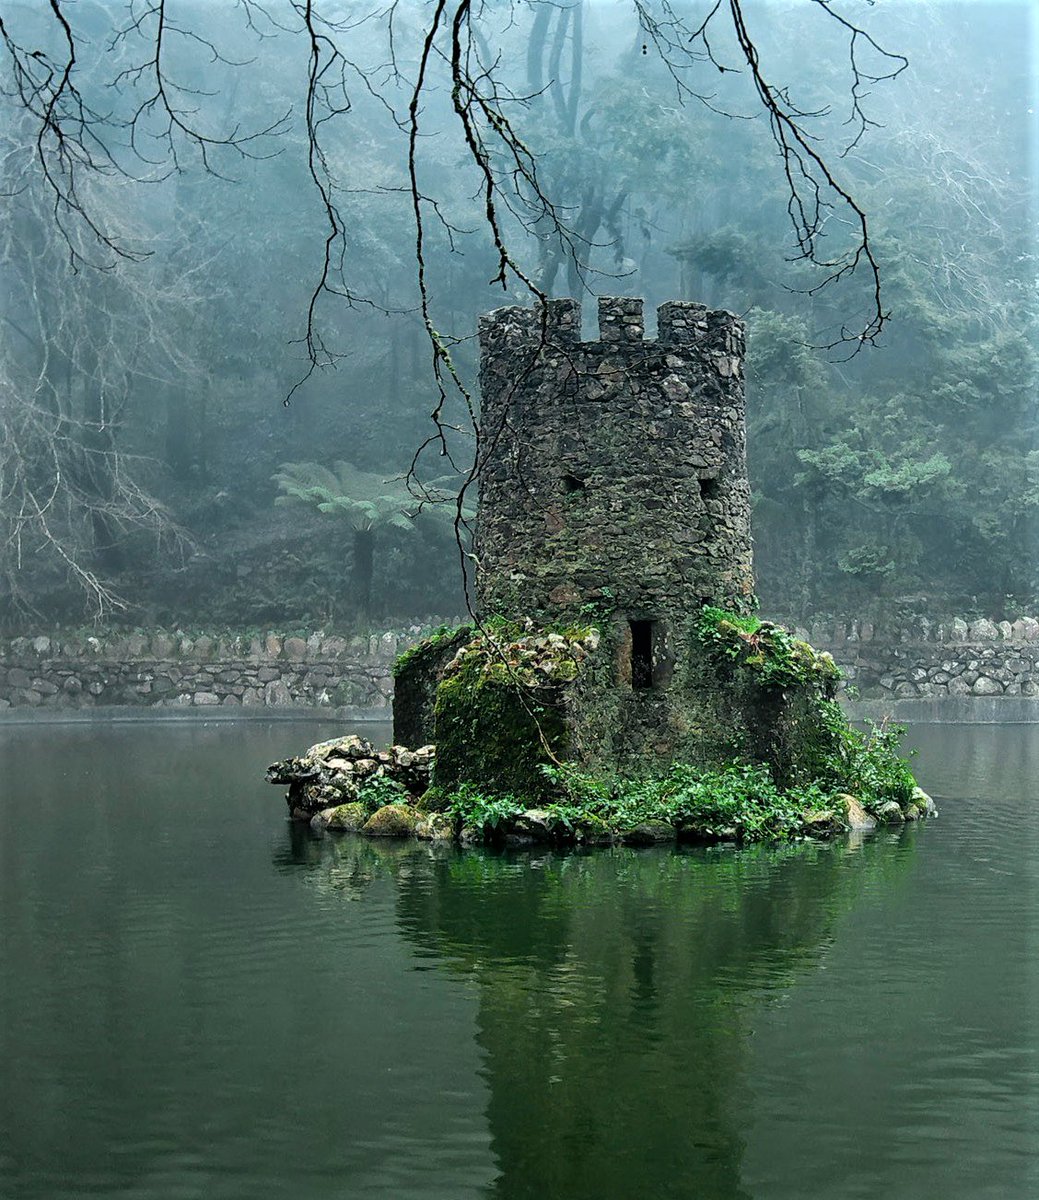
xmin=478 ymin=296 xmax=744 ymax=355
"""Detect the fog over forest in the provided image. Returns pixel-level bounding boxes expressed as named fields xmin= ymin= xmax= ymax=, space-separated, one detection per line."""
xmin=1 ymin=0 xmax=1036 ymax=631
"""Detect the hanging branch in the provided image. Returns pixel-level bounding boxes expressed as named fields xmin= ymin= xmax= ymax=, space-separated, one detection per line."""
xmin=634 ymin=0 xmax=907 ymax=351
xmin=1 ymin=0 xmax=909 ymax=616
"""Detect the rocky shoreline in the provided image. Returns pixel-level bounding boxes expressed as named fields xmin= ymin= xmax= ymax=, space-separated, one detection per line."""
xmin=267 ymin=734 xmax=936 ymax=848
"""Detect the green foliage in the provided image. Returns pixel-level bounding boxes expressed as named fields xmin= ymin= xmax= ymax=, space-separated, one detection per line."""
xmin=273 ymin=461 xmax=418 ymax=534
xmin=696 ymin=605 xmax=841 ymax=692
xmin=356 ymin=774 xmax=410 ymax=814
xmin=814 ymin=703 xmax=918 ymax=812
xmin=540 ymin=761 xmax=830 ymax=843
xmin=447 ymin=784 xmax=524 ymax=831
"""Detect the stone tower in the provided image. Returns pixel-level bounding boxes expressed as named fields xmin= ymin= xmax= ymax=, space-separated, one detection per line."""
xmin=476 ymin=296 xmax=754 ymax=689
xmin=396 ymin=296 xmax=835 ymax=783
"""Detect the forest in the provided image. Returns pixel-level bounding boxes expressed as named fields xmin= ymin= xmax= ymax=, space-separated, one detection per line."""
xmin=1 ymin=0 xmax=1035 ymax=631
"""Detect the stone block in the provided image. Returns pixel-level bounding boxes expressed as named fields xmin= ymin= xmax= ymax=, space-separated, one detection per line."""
xmin=968 ymin=618 xmax=998 ymax=640
xmin=151 ymin=634 xmax=175 ymax=658
xmin=264 ymin=679 xmax=293 ymax=707
xmin=597 ymin=296 xmax=644 ymax=343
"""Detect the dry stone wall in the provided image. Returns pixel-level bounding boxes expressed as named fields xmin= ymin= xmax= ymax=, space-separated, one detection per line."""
xmin=2 ymin=615 xmax=1038 ymax=713
xmin=799 ymin=616 xmax=1039 ymax=699
xmin=0 ymin=628 xmax=438 ymax=713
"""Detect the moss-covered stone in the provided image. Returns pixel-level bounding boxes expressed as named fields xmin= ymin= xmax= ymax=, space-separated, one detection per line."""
xmin=432 ymin=623 xmax=598 ymax=801
xmin=326 ymin=802 xmax=369 ymax=832
xmin=620 ymin=820 xmax=676 ymax=846
xmin=392 ymin=625 xmax=473 ymax=748
xmin=415 ymin=811 xmax=456 ymax=841
xmin=363 ymin=803 xmax=420 ymax=838
xmin=800 ymin=809 xmax=845 ymax=837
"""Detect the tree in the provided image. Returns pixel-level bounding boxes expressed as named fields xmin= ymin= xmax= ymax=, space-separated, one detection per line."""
xmin=5 ymin=0 xmax=1030 ymax=623
xmin=1 ymin=1 xmax=905 ymax=375
xmin=0 ymin=107 xmax=205 ymax=619
xmin=273 ymin=460 xmax=467 ymax=619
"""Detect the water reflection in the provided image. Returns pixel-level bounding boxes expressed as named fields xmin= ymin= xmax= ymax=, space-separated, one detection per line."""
xmin=286 ymin=829 xmax=920 ymax=1200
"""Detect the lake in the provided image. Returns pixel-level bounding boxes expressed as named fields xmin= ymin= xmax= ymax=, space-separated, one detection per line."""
xmin=0 ymin=719 xmax=1035 ymax=1199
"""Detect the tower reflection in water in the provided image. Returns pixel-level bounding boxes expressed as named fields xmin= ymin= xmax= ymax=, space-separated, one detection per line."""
xmin=280 ymin=827 xmax=915 ymax=1200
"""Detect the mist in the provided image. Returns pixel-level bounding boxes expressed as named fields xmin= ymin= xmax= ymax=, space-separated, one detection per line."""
xmin=1 ymin=0 xmax=1035 ymax=630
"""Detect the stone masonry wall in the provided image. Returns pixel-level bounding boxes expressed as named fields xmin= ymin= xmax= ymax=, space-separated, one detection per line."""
xmin=0 ymin=628 xmax=435 ymax=713
xmin=798 ymin=615 xmax=1039 ymax=699
xmin=2 ymin=616 xmax=1038 ymax=713
xmin=476 ymin=296 xmax=754 ymax=621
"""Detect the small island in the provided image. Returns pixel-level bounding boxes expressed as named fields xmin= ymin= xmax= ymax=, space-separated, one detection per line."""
xmin=268 ymin=298 xmax=935 ymax=845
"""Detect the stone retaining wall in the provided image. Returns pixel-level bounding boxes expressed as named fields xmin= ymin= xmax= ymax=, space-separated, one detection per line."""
xmin=0 ymin=628 xmax=434 ymax=712
xmin=2 ymin=615 xmax=1038 ymax=712
xmin=796 ymin=616 xmax=1039 ymax=699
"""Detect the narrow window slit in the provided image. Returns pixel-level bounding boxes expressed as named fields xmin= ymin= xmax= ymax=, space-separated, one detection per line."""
xmin=630 ymin=620 xmax=655 ymax=689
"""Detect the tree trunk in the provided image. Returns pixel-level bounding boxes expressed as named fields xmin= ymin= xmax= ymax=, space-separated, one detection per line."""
xmin=353 ymin=528 xmax=375 ymax=622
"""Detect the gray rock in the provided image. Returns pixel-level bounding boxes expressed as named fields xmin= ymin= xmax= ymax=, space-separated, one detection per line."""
xmin=511 ymin=809 xmax=555 ymax=841
xmin=264 ymin=679 xmax=293 ymax=706
xmin=801 ymin=809 xmax=843 ymax=837
xmin=911 ymin=787 xmax=938 ymax=818
xmin=420 ymin=811 xmax=457 ymax=841
xmin=840 ymin=794 xmax=876 ymax=832
xmin=151 ymin=634 xmax=175 ymax=657
xmin=284 ymin=637 xmax=307 ymax=661
xmin=876 ymin=800 xmax=905 ymax=824
xmin=968 ymin=618 xmax=998 ymax=640
xmin=971 ymin=676 xmax=1002 ymax=696
xmin=620 ymin=820 xmax=676 ymax=845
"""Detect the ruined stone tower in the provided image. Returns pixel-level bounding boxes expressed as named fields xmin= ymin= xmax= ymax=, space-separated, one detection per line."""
xmin=476 ymin=296 xmax=754 ymax=690
xmin=395 ymin=295 xmax=836 ymax=783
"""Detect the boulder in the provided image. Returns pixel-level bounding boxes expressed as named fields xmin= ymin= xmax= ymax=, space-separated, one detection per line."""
xmin=620 ymin=820 xmax=676 ymax=846
xmin=839 ymin=794 xmax=876 ymax=832
xmin=910 ymin=786 xmax=937 ymax=819
xmin=415 ymin=812 xmax=456 ymax=841
xmin=875 ymin=800 xmax=905 ymax=824
xmin=511 ymin=809 xmax=555 ymax=842
xmin=362 ymin=803 xmax=419 ymax=838
xmin=801 ymin=809 xmax=842 ymax=837
xmin=326 ymin=802 xmax=370 ymax=832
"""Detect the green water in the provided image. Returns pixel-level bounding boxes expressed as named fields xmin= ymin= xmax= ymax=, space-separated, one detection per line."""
xmin=0 ymin=720 xmax=1036 ymax=1199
